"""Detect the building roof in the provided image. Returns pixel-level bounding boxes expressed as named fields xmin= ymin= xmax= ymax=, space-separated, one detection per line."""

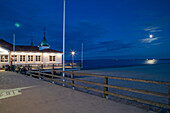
xmin=40 ymin=49 xmax=62 ymax=53
xmin=0 ymin=39 xmax=13 ymax=50
xmin=0 ymin=39 xmax=62 ymax=53
xmin=15 ymin=45 xmax=39 ymax=51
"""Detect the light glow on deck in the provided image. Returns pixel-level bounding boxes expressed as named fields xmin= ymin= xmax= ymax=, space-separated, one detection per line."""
xmin=0 ymin=86 xmax=36 ymax=100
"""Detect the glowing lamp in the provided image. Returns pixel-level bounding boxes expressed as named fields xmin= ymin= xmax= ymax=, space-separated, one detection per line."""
xmin=15 ymin=23 xmax=20 ymax=28
xmin=71 ymin=51 xmax=75 ymax=55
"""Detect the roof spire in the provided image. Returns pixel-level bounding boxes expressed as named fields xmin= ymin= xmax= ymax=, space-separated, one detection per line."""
xmin=39 ymin=28 xmax=50 ymax=48
xmin=43 ymin=28 xmax=46 ymax=37
xmin=31 ymin=36 xmax=34 ymax=46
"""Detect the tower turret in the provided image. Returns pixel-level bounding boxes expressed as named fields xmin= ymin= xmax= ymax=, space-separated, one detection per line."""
xmin=30 ymin=37 xmax=34 ymax=46
xmin=39 ymin=30 xmax=50 ymax=50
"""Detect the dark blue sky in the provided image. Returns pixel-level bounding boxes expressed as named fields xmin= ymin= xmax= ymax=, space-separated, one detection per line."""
xmin=0 ymin=0 xmax=170 ymax=60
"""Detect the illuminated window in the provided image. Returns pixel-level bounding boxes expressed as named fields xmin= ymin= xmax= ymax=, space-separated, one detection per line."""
xmin=1 ymin=56 xmax=3 ymax=62
xmin=0 ymin=55 xmax=8 ymax=62
xmin=53 ymin=56 xmax=55 ymax=61
xmin=36 ymin=56 xmax=41 ymax=61
xmin=20 ymin=55 xmax=25 ymax=62
xmin=28 ymin=55 xmax=33 ymax=62
xmin=20 ymin=56 xmax=22 ymax=61
xmin=5 ymin=56 xmax=8 ymax=62
xmin=12 ymin=55 xmax=17 ymax=62
xmin=49 ymin=56 xmax=55 ymax=61
xmin=49 ymin=56 xmax=52 ymax=61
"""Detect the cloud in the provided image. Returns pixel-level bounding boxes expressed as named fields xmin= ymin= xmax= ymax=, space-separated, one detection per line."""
xmin=152 ymin=43 xmax=161 ymax=45
xmin=144 ymin=26 xmax=162 ymax=33
xmin=141 ymin=37 xmax=159 ymax=43
xmin=63 ymin=21 xmax=135 ymax=54
xmin=84 ymin=40 xmax=135 ymax=52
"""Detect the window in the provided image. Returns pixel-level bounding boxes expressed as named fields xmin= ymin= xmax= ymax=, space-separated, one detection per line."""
xmin=20 ymin=55 xmax=25 ymax=62
xmin=36 ymin=56 xmax=41 ymax=61
xmin=5 ymin=55 xmax=8 ymax=62
xmin=1 ymin=56 xmax=3 ymax=62
xmin=28 ymin=55 xmax=33 ymax=62
xmin=49 ymin=56 xmax=55 ymax=61
xmin=0 ymin=55 xmax=8 ymax=62
xmin=49 ymin=56 xmax=52 ymax=61
xmin=12 ymin=55 xmax=17 ymax=62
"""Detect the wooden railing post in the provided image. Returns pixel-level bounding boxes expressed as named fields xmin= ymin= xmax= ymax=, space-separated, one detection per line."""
xmin=51 ymin=70 xmax=54 ymax=83
xmin=43 ymin=72 xmax=45 ymax=80
xmin=67 ymin=73 xmax=69 ymax=77
xmin=104 ymin=77 xmax=108 ymax=99
xmin=52 ymin=64 xmax=54 ymax=70
xmin=39 ymin=69 xmax=41 ymax=80
xmin=30 ymin=72 xmax=32 ymax=77
xmin=61 ymin=72 xmax=65 ymax=86
xmin=29 ymin=66 xmax=32 ymax=77
xmin=71 ymin=73 xmax=75 ymax=89
xmin=168 ymin=85 xmax=170 ymax=113
xmin=41 ymin=64 xmax=43 ymax=70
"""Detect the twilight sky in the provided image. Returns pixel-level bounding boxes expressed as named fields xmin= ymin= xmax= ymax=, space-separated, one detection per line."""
xmin=0 ymin=0 xmax=170 ymax=60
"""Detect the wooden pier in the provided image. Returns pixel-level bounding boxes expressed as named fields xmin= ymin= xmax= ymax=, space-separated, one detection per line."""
xmin=2 ymin=64 xmax=170 ymax=113
xmin=27 ymin=70 xmax=170 ymax=112
xmin=0 ymin=71 xmax=152 ymax=113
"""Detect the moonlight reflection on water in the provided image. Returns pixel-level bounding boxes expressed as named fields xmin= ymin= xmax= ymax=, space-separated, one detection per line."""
xmin=145 ymin=59 xmax=157 ymax=64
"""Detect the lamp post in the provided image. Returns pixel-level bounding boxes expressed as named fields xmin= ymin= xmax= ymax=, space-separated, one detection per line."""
xmin=62 ymin=0 xmax=66 ymax=86
xmin=13 ymin=33 xmax=15 ymax=71
xmin=12 ymin=22 xmax=20 ymax=71
xmin=71 ymin=51 xmax=75 ymax=68
xmin=81 ymin=43 xmax=83 ymax=68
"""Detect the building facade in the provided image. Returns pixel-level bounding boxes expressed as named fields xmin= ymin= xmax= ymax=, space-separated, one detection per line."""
xmin=0 ymin=33 xmax=62 ymax=68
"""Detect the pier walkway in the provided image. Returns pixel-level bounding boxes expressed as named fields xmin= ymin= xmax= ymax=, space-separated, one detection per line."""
xmin=0 ymin=71 xmax=154 ymax=113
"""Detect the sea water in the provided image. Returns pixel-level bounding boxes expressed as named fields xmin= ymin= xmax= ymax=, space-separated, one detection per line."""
xmin=69 ymin=59 xmax=170 ymax=82
xmin=81 ymin=59 xmax=170 ymax=70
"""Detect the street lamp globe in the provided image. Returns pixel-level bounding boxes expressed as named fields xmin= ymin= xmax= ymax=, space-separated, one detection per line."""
xmin=71 ymin=51 xmax=75 ymax=55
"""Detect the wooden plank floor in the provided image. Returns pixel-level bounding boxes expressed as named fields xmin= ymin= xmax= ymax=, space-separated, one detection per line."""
xmin=0 ymin=71 xmax=155 ymax=113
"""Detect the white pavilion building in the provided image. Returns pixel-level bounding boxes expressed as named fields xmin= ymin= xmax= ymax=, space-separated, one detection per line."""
xmin=0 ymin=32 xmax=62 ymax=68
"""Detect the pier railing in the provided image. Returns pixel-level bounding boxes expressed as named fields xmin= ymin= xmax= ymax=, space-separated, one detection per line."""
xmin=14 ymin=63 xmax=81 ymax=72
xmin=28 ymin=70 xmax=170 ymax=112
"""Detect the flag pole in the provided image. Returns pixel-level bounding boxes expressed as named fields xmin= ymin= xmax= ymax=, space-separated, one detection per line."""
xmin=62 ymin=0 xmax=66 ymax=86
xmin=81 ymin=43 xmax=83 ymax=68
xmin=13 ymin=33 xmax=15 ymax=67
